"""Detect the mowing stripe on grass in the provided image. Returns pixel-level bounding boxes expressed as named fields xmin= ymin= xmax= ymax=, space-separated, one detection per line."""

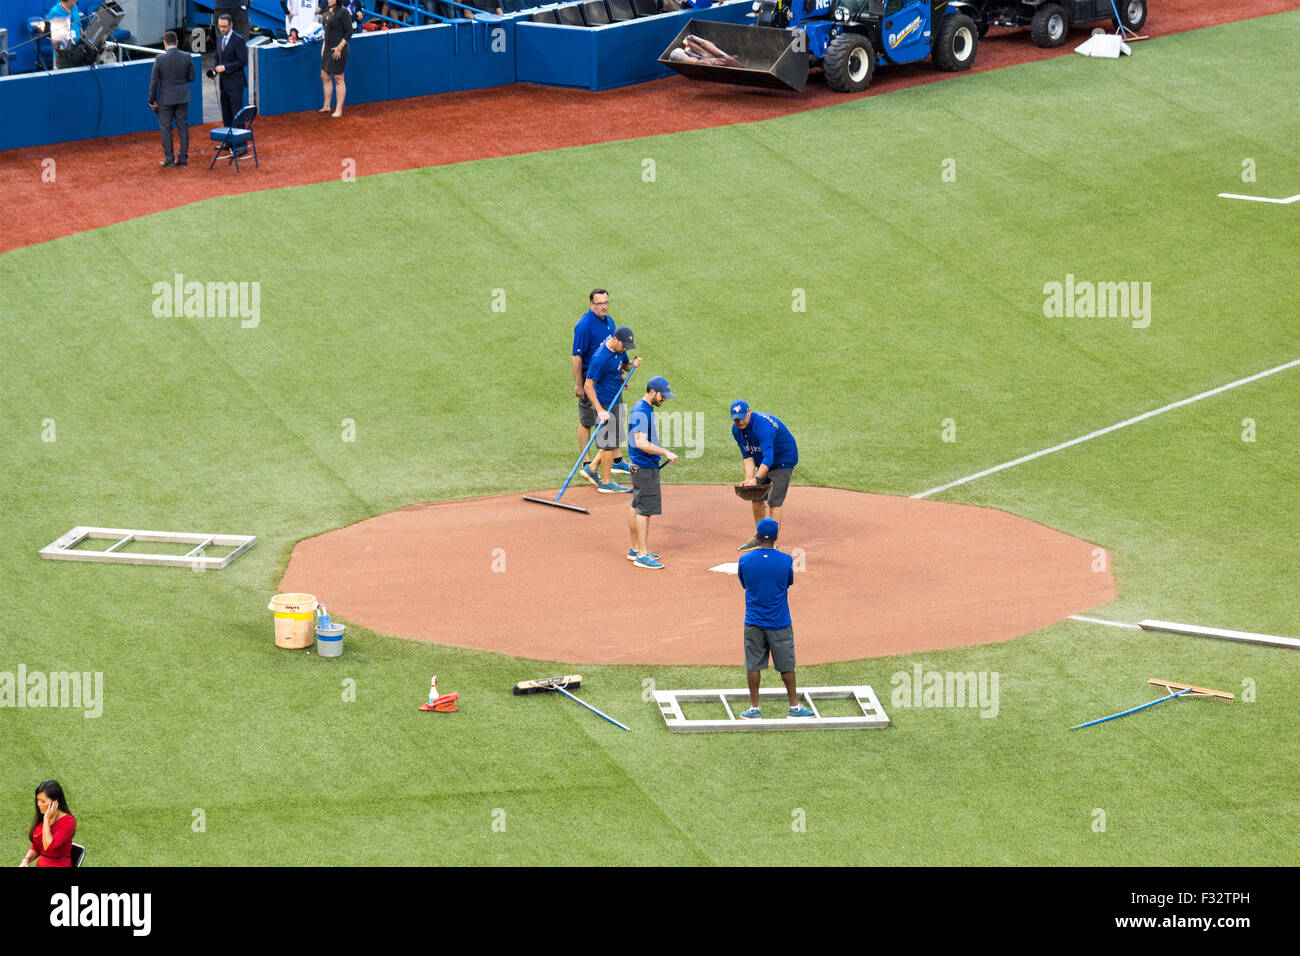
xmin=912 ymin=358 xmax=1300 ymax=499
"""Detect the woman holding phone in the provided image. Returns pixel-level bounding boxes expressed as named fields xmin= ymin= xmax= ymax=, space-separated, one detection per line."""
xmin=319 ymin=0 xmax=353 ymax=118
xmin=19 ymin=780 xmax=76 ymax=867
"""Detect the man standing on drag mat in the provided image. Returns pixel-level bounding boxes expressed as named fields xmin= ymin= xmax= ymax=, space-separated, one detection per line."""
xmin=737 ymin=518 xmax=815 ymax=720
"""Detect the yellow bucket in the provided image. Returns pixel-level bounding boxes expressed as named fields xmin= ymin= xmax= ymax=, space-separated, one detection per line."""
xmin=268 ymin=593 xmax=318 ymax=649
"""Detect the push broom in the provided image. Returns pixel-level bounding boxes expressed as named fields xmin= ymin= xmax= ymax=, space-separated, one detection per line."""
xmin=513 ymin=674 xmax=631 ymax=732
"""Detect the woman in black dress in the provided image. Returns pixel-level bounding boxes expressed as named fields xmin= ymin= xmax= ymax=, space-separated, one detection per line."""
xmin=319 ymin=0 xmax=353 ymax=118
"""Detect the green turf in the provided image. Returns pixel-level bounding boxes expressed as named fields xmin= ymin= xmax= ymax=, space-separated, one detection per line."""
xmin=2 ymin=13 xmax=1298 ymax=864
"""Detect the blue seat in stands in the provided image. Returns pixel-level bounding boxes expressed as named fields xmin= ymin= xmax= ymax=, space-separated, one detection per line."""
xmin=556 ymin=3 xmax=585 ymax=24
xmin=580 ymin=0 xmax=610 ymax=23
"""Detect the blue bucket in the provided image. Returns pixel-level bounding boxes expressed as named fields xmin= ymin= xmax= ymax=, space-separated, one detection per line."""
xmin=315 ymin=623 xmax=346 ymax=657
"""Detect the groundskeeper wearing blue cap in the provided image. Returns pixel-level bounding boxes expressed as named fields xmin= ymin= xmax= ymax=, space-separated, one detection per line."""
xmin=736 ymin=518 xmax=815 ymax=719
xmin=730 ymin=400 xmax=799 ymax=551
xmin=625 ymin=376 xmax=678 ymax=569
xmin=583 ymin=326 xmax=640 ymax=493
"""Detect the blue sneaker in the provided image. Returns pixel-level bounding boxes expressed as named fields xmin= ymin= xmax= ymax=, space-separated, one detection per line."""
xmin=627 ymin=549 xmax=660 ymax=562
xmin=579 ymin=464 xmax=599 ymax=487
xmin=598 ymin=481 xmax=630 ymax=494
xmin=739 ymin=707 xmax=762 ymax=719
xmin=634 ymin=554 xmax=664 ymax=569
xmin=611 ymin=460 xmax=631 ymax=475
xmin=788 ymin=706 xmax=816 ymax=718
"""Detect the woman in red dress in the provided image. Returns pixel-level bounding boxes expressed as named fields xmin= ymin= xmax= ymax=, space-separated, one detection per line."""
xmin=19 ymin=780 xmax=76 ymax=867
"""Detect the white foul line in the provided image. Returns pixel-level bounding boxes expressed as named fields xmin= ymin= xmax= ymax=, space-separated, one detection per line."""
xmin=911 ymin=358 xmax=1300 ymax=499
xmin=1069 ymin=615 xmax=1141 ymax=630
xmin=1070 ymin=615 xmax=1299 ymax=649
xmin=1218 ymin=192 xmax=1300 ymax=204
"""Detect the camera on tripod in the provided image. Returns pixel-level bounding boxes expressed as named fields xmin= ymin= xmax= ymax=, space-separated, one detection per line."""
xmin=62 ymin=0 xmax=125 ymax=67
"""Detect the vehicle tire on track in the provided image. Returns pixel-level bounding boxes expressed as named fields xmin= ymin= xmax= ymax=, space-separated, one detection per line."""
xmin=1030 ymin=2 xmax=1069 ymax=47
xmin=1112 ymin=0 xmax=1147 ymax=31
xmin=933 ymin=13 xmax=978 ymax=71
xmin=824 ymin=32 xmax=876 ymax=92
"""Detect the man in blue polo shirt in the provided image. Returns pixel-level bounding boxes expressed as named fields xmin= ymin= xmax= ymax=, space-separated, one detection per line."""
xmin=626 ymin=376 xmax=678 ymax=569
xmin=583 ymin=326 xmax=639 ymax=493
xmin=736 ymin=518 xmax=815 ymax=719
xmin=41 ymin=0 xmax=81 ymax=69
xmin=730 ymin=400 xmax=799 ymax=551
xmin=571 ymin=289 xmax=630 ymax=483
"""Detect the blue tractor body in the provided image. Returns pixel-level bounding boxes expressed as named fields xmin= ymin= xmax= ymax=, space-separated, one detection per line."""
xmin=661 ymin=0 xmax=981 ymax=92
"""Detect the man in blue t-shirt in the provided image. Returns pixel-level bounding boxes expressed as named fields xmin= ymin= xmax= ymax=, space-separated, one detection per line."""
xmin=571 ymin=289 xmax=629 ymax=483
xmin=583 ymin=326 xmax=639 ymax=493
xmin=626 ymin=376 xmax=679 ymax=569
xmin=736 ymin=518 xmax=815 ymax=719
xmin=730 ymin=400 xmax=799 ymax=551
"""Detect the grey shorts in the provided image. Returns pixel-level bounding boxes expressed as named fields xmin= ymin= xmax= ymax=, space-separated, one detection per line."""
xmin=578 ymin=395 xmax=597 ymax=429
xmin=594 ymin=403 xmax=625 ymax=451
xmin=744 ymin=625 xmax=795 ymax=673
xmin=631 ymin=466 xmax=661 ymax=516
xmin=760 ymin=466 xmax=794 ymax=507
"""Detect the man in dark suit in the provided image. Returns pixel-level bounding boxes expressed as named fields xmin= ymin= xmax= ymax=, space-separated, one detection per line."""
xmin=149 ymin=32 xmax=193 ymax=168
xmin=213 ymin=13 xmax=247 ymax=129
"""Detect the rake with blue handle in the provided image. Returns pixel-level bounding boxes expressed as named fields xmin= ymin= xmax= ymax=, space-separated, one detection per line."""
xmin=522 ymin=365 xmax=640 ymax=515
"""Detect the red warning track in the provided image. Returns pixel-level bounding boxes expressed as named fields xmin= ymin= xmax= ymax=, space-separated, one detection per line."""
xmin=0 ymin=0 xmax=1293 ymax=254
xmin=279 ymin=485 xmax=1115 ymax=665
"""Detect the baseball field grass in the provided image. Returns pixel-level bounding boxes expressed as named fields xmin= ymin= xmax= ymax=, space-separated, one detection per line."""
xmin=2 ymin=12 xmax=1297 ymax=865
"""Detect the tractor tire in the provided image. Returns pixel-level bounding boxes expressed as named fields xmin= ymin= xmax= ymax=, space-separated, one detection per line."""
xmin=933 ymin=13 xmax=978 ymax=72
xmin=1030 ymin=2 xmax=1069 ymax=47
xmin=1112 ymin=0 xmax=1147 ymax=31
xmin=824 ymin=32 xmax=876 ymax=93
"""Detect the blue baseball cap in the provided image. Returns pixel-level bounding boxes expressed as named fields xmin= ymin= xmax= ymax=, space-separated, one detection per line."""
xmin=613 ymin=326 xmax=635 ymax=349
xmin=647 ymin=375 xmax=674 ymax=399
xmin=729 ymin=399 xmax=749 ymax=420
xmin=756 ymin=518 xmax=779 ymax=540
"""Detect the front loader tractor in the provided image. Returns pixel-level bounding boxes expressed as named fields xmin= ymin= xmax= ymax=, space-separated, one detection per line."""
xmin=660 ymin=0 xmax=982 ymax=93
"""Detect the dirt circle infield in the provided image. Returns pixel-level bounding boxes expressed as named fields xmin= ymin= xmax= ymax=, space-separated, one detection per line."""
xmin=279 ymin=485 xmax=1114 ymax=665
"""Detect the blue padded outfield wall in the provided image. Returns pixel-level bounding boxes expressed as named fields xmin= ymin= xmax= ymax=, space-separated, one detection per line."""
xmin=514 ymin=1 xmax=752 ymax=91
xmin=1 ymin=3 xmax=753 ymax=148
xmin=252 ymin=16 xmax=515 ymax=115
xmin=0 ymin=54 xmax=202 ymax=150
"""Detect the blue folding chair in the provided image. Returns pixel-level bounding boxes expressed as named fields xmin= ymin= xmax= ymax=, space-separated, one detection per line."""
xmin=209 ymin=105 xmax=259 ymax=172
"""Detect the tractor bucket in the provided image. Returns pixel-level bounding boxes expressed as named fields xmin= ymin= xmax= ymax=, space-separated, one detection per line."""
xmin=659 ymin=20 xmax=811 ymax=92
